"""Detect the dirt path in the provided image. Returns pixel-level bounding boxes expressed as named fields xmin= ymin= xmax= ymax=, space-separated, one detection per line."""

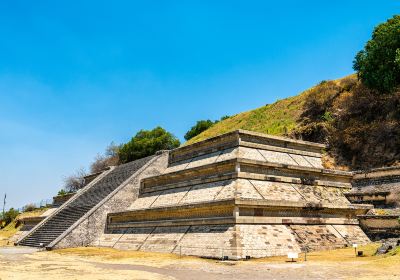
xmin=0 ymin=246 xmax=398 ymax=280
xmin=91 ymin=261 xmax=358 ymax=280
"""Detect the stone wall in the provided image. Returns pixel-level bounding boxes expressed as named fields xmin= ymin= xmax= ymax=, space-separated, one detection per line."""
xmin=94 ymin=223 xmax=369 ymax=259
xmin=19 ymin=216 xmax=45 ymax=231
xmin=358 ymin=215 xmax=400 ymax=240
xmin=52 ymin=193 xmax=75 ymax=207
xmin=352 ymin=166 xmax=400 ymax=239
xmin=353 ymin=166 xmax=400 ymax=192
xmin=130 ymin=178 xmax=352 ymax=211
xmin=164 ymin=145 xmax=324 ymax=175
xmin=345 ymin=192 xmax=389 ymax=207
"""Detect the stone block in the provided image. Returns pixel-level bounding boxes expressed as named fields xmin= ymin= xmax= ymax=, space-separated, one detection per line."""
xmin=238 ymin=147 xmax=265 ymax=162
xmin=237 ymin=224 xmax=301 ymax=258
xmin=236 ymin=179 xmax=263 ymax=200
xmin=129 ymin=192 xmax=161 ymax=210
xmin=139 ymin=226 xmax=189 ymax=253
xmin=179 ymin=181 xmax=226 ymax=204
xmin=304 ymin=156 xmax=324 ymax=169
xmin=250 ymin=180 xmax=305 ymax=202
xmin=214 ymin=180 xmax=236 ymax=200
xmin=151 ymin=187 xmax=191 ymax=208
xmin=113 ymin=227 xmax=155 ymax=250
xmin=332 ymin=225 xmax=370 ymax=245
xmin=289 ymin=154 xmax=313 ymax=168
xmin=290 ymin=225 xmax=347 ymax=250
xmin=258 ymin=149 xmax=297 ymax=165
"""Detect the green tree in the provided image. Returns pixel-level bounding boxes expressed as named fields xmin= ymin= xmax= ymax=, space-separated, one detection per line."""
xmin=57 ymin=189 xmax=68 ymax=196
xmin=184 ymin=120 xmax=215 ymax=141
xmin=353 ymin=15 xmax=400 ymax=93
xmin=184 ymin=115 xmax=230 ymax=141
xmin=1 ymin=208 xmax=19 ymax=227
xmin=118 ymin=127 xmax=180 ymax=163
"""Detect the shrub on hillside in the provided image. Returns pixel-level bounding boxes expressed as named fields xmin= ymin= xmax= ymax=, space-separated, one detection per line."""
xmin=329 ymin=84 xmax=400 ymax=168
xmin=1 ymin=208 xmax=19 ymax=227
xmin=339 ymin=76 xmax=358 ymax=92
xmin=302 ymin=81 xmax=342 ymax=122
xmin=118 ymin=127 xmax=180 ymax=164
xmin=184 ymin=116 xmax=230 ymax=141
xmin=57 ymin=189 xmax=67 ymax=196
xmin=23 ymin=204 xmax=36 ymax=212
xmin=291 ymin=80 xmax=347 ymax=143
xmin=62 ymin=167 xmax=87 ymax=193
xmin=291 ymin=122 xmax=330 ymax=143
xmin=184 ymin=120 xmax=215 ymax=141
xmin=353 ymin=15 xmax=400 ymax=93
xmin=293 ymin=75 xmax=400 ymax=168
xmin=57 ymin=189 xmax=74 ymax=196
xmin=90 ymin=142 xmax=121 ymax=173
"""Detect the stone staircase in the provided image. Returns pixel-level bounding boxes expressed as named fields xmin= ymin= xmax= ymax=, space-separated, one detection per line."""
xmin=17 ymin=156 xmax=155 ymax=248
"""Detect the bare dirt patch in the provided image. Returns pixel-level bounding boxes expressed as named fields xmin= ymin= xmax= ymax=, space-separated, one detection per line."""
xmin=0 ymin=245 xmax=399 ymax=280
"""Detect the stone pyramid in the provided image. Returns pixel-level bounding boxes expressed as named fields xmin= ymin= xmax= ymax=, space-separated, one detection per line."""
xmin=96 ymin=130 xmax=371 ymax=259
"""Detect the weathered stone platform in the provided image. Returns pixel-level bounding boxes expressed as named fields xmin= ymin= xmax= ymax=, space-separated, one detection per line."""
xmin=351 ymin=167 xmax=400 ymax=240
xmin=95 ymin=130 xmax=371 ymax=259
xmin=353 ymin=166 xmax=400 ymax=194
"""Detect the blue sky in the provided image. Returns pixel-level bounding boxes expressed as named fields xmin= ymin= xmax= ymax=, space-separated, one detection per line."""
xmin=0 ymin=1 xmax=398 ymax=209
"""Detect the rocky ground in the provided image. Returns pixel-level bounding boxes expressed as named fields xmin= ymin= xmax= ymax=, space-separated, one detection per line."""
xmin=0 ymin=245 xmax=399 ymax=280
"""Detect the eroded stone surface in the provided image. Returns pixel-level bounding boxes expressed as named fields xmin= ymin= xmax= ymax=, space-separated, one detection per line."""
xmin=101 ymin=131 xmax=369 ymax=259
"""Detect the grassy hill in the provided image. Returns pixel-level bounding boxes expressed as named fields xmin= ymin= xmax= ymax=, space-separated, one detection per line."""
xmin=186 ymin=74 xmax=400 ymax=170
xmin=186 ymin=93 xmax=304 ymax=145
xmin=186 ymin=76 xmax=348 ymax=145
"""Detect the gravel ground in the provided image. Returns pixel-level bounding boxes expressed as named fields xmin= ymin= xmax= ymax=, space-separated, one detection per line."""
xmin=0 ymin=246 xmax=398 ymax=280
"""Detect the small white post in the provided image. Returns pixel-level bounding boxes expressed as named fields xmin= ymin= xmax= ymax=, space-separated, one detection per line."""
xmin=287 ymin=252 xmax=298 ymax=262
xmin=352 ymin=244 xmax=358 ymax=257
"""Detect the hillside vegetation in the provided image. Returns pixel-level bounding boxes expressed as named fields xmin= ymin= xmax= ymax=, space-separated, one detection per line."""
xmin=186 ymin=74 xmax=400 ymax=170
xmin=186 ymin=16 xmax=400 ymax=170
xmin=185 ymin=76 xmax=346 ymax=145
xmin=186 ymin=87 xmax=308 ymax=144
xmin=0 ymin=208 xmax=48 ymax=246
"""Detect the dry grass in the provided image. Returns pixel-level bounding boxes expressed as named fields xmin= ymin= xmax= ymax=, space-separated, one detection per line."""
xmin=2 ymin=244 xmax=400 ymax=280
xmin=53 ymin=244 xmax=400 ymax=279
xmin=185 ymin=75 xmax=353 ymax=145
xmin=322 ymin=154 xmax=351 ymax=171
xmin=55 ymin=247 xmax=185 ymax=261
xmin=0 ymin=208 xmax=48 ymax=246
xmin=185 ymin=93 xmax=305 ymax=145
xmin=253 ymin=244 xmax=400 ymax=280
xmin=53 ymin=247 xmax=204 ymax=268
xmin=56 ymin=243 xmax=397 ymax=265
xmin=57 ymin=244 xmax=400 ymax=269
xmin=253 ymin=243 xmax=380 ymax=262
